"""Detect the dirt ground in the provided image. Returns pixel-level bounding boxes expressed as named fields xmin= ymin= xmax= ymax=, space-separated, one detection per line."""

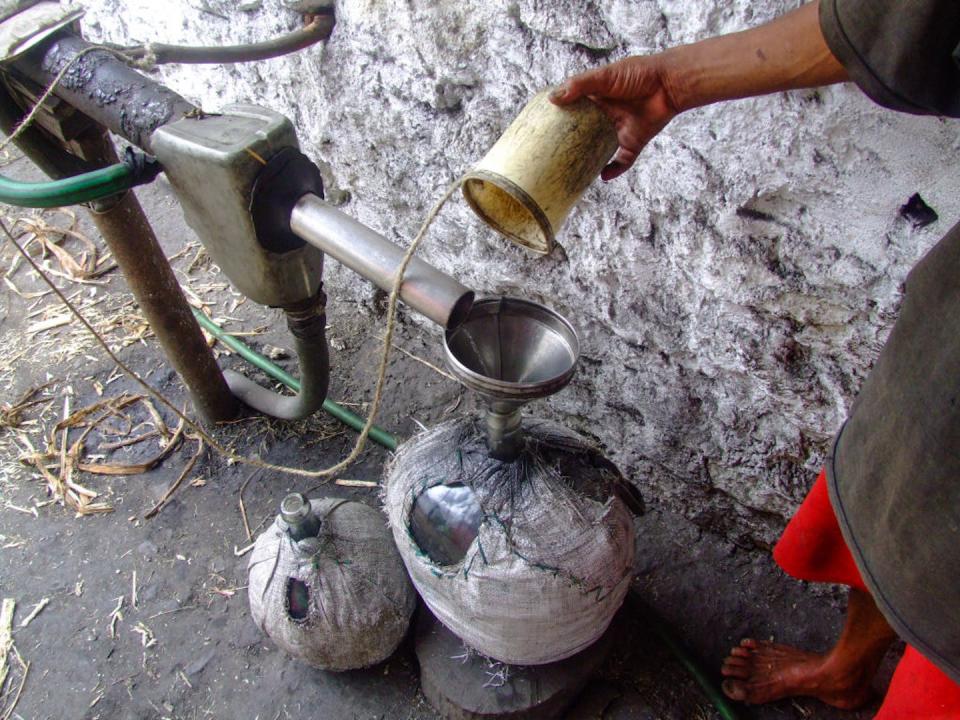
xmin=0 ymin=151 xmax=899 ymax=720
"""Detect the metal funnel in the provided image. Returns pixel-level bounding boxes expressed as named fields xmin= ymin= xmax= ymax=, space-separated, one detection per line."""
xmin=443 ymin=297 xmax=579 ymax=460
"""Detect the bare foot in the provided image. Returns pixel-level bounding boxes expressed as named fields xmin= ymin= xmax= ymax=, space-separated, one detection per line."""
xmin=720 ymin=638 xmax=874 ymax=708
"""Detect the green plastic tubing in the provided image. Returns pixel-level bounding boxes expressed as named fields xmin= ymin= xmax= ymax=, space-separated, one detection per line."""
xmin=191 ymin=307 xmax=399 ymax=452
xmin=628 ymin=592 xmax=742 ymax=720
xmin=0 ymin=163 xmax=134 ymax=208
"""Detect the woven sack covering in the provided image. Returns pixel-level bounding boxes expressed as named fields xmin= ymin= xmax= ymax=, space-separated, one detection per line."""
xmin=248 ymin=498 xmax=416 ymax=671
xmin=384 ymin=417 xmax=636 ymax=665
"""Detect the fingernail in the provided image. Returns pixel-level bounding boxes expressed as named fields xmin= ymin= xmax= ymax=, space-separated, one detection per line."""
xmin=549 ymin=86 xmax=567 ymax=101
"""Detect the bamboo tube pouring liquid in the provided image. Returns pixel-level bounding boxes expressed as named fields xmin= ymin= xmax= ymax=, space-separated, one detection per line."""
xmin=462 ymin=88 xmax=619 ymax=254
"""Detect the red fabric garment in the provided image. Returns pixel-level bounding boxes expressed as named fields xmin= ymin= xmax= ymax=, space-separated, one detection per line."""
xmin=773 ymin=470 xmax=960 ymax=718
xmin=878 ymin=646 xmax=960 ymax=719
xmin=774 ymin=469 xmax=867 ymax=592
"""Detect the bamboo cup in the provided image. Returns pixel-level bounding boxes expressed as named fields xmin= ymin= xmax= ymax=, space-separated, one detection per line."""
xmin=462 ymin=88 xmax=619 ymax=254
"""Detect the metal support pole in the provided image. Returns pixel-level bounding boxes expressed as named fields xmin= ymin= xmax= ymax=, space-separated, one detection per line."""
xmin=76 ymin=131 xmax=239 ymax=423
xmin=0 ymin=84 xmax=238 ymax=422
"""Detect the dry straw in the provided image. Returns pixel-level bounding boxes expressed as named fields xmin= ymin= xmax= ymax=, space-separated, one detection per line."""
xmin=1 ymin=179 xmax=461 ymax=480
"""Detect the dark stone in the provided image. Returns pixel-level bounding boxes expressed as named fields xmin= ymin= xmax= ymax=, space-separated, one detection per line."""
xmin=184 ymin=648 xmax=216 ymax=677
xmin=139 ymin=582 xmax=159 ymax=603
xmin=415 ymin=606 xmax=619 ymax=720
xmin=236 ymin=619 xmax=264 ymax=649
xmin=900 ymin=193 xmax=938 ymax=228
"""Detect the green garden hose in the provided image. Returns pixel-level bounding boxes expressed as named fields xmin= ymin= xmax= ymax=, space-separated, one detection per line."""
xmin=0 ymin=163 xmax=132 ymax=207
xmin=0 ymin=149 xmax=161 ymax=208
xmin=191 ymin=307 xmax=399 ymax=451
xmin=628 ymin=592 xmax=741 ymax=720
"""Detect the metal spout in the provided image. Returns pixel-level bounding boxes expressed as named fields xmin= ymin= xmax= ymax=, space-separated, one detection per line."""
xmin=443 ymin=297 xmax=580 ymax=461
xmin=280 ymin=492 xmax=321 ymax=541
xmin=484 ymin=403 xmax=525 ymax=461
xmin=290 ymin=194 xmax=474 ymax=329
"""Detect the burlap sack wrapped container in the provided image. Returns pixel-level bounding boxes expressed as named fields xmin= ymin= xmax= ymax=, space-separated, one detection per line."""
xmin=384 ymin=417 xmax=638 ymax=666
xmin=248 ymin=498 xmax=417 ymax=671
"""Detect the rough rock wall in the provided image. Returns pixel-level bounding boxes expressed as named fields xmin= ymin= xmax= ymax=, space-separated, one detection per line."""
xmin=75 ymin=0 xmax=960 ymax=544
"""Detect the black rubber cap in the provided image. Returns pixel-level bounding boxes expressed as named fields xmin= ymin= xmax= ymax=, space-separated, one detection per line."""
xmin=250 ymin=146 xmax=324 ymax=254
xmin=123 ymin=146 xmax=162 ymax=186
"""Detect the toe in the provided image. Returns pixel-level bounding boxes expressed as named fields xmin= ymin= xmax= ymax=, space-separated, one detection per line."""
xmin=721 ymin=660 xmax=751 ymax=679
xmin=722 ymin=678 xmax=747 ymax=701
xmin=723 ymin=656 xmax=750 ymax=668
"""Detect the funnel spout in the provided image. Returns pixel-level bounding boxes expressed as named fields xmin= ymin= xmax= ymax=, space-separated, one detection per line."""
xmin=290 ymin=194 xmax=474 ymax=329
xmin=485 ymin=403 xmax=525 ymax=461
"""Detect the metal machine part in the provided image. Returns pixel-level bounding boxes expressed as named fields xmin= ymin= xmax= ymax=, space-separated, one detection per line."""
xmin=151 ymin=105 xmax=325 ymax=309
xmin=222 ymin=292 xmax=329 ymax=420
xmin=0 ymin=2 xmax=82 ymax=63
xmin=249 ymin=146 xmax=324 ymax=255
xmin=280 ymin=492 xmax=322 ymax=541
xmin=151 ymin=106 xmax=331 ymax=420
xmin=444 ymin=297 xmax=579 ymax=461
xmin=14 ymin=33 xmax=196 ymax=153
xmin=409 ymin=483 xmax=483 ymax=566
xmin=291 ymin=194 xmax=474 ymax=329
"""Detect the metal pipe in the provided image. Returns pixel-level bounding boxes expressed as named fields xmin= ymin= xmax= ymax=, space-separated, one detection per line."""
xmin=290 ymin=193 xmax=474 ymax=329
xmin=191 ymin=307 xmax=399 ymax=449
xmin=75 ymin=131 xmax=239 ymax=423
xmin=122 ymin=16 xmax=335 ymax=65
xmin=13 ymin=33 xmax=197 ymax=153
xmin=221 ymin=294 xmax=330 ymax=421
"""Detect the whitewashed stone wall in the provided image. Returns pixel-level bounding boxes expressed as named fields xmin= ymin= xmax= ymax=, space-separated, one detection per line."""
xmin=75 ymin=0 xmax=960 ymax=543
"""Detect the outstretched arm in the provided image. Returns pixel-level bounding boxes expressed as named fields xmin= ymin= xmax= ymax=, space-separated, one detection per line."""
xmin=551 ymin=1 xmax=848 ymax=180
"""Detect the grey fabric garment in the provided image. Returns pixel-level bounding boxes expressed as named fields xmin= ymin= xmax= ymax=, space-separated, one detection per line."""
xmin=819 ymin=0 xmax=960 ymax=684
xmin=826 ymin=224 xmax=960 ymax=685
xmin=820 ymin=0 xmax=960 ymax=117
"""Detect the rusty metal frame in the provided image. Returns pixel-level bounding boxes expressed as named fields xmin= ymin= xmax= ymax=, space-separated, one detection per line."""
xmin=0 ymin=65 xmax=238 ymax=423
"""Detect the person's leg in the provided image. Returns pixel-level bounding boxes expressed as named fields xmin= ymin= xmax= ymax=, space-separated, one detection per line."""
xmin=720 ymin=469 xmax=896 ymax=706
xmin=721 ymin=585 xmax=897 ymax=706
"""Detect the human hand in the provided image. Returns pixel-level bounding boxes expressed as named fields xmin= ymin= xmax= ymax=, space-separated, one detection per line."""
xmin=550 ymin=56 xmax=681 ymax=181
